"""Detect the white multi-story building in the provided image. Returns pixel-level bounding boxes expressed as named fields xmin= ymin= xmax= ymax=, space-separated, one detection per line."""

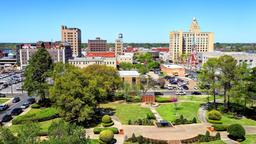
xmin=201 ymin=51 xmax=256 ymax=68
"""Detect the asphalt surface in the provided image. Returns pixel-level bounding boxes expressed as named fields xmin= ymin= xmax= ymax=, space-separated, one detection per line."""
xmin=0 ymin=93 xmax=29 ymax=123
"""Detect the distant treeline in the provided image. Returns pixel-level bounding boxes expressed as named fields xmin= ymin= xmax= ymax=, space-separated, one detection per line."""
xmin=1 ymin=43 xmax=256 ymax=52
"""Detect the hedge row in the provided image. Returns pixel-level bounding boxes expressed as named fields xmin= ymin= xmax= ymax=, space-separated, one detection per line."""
xmin=93 ymin=127 xmax=119 ymax=134
xmin=212 ymin=124 xmax=229 ymax=131
xmin=12 ymin=108 xmax=59 ymax=125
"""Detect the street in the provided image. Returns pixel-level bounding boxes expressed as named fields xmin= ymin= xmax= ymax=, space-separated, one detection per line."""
xmin=0 ymin=93 xmax=29 ymax=122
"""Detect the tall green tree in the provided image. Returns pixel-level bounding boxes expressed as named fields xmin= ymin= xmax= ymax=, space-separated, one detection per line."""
xmin=218 ymin=55 xmax=237 ymax=110
xmin=23 ymin=48 xmax=53 ymax=99
xmin=198 ymin=58 xmax=220 ymax=109
xmin=45 ymin=120 xmax=88 ymax=144
xmin=0 ymin=127 xmax=18 ymax=144
xmin=49 ymin=63 xmax=97 ymax=122
xmin=119 ymin=62 xmax=134 ymax=70
xmin=17 ymin=123 xmax=41 ymax=144
xmin=82 ymin=64 xmax=122 ymax=102
xmin=230 ymin=63 xmax=252 ymax=113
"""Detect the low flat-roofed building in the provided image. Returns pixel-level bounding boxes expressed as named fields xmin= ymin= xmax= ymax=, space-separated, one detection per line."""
xmin=161 ymin=64 xmax=185 ymax=76
xmin=201 ymin=51 xmax=256 ymax=68
xmin=69 ymin=57 xmax=116 ymax=68
xmin=117 ymin=53 xmax=134 ymax=64
xmin=119 ymin=70 xmax=140 ymax=85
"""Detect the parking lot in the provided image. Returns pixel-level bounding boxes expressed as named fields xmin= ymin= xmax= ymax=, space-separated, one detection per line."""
xmin=0 ymin=71 xmax=32 ymax=125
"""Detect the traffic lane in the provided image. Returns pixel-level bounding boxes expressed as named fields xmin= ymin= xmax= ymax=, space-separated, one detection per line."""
xmin=145 ymin=91 xmax=207 ymax=96
xmin=0 ymin=83 xmax=24 ymax=95
xmin=0 ymin=94 xmax=29 ymax=120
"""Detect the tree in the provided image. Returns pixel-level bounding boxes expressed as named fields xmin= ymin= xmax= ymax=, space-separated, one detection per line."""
xmin=140 ymin=75 xmax=156 ymax=95
xmin=82 ymin=64 xmax=122 ymax=102
xmin=17 ymin=123 xmax=41 ymax=144
xmin=119 ymin=62 xmax=134 ymax=70
xmin=158 ymin=78 xmax=165 ymax=89
xmin=49 ymin=64 xmax=96 ymax=122
xmin=23 ymin=48 xmax=53 ymax=100
xmin=47 ymin=120 xmax=88 ymax=144
xmin=231 ymin=63 xmax=254 ymax=113
xmin=198 ymin=58 xmax=220 ymax=109
xmin=218 ymin=55 xmax=237 ymax=110
xmin=0 ymin=127 xmax=18 ymax=144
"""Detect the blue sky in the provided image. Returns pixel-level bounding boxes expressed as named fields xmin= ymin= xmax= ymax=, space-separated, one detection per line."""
xmin=0 ymin=0 xmax=255 ymax=43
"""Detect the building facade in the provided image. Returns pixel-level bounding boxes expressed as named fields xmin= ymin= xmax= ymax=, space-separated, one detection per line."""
xmin=201 ymin=51 xmax=256 ymax=68
xmin=118 ymin=71 xmax=140 ymax=85
xmin=88 ymin=37 xmax=108 ymax=52
xmin=20 ymin=42 xmax=72 ymax=69
xmin=169 ymin=18 xmax=214 ymax=63
xmin=117 ymin=53 xmax=133 ymax=64
xmin=61 ymin=25 xmax=81 ymax=57
xmin=160 ymin=64 xmax=185 ymax=77
xmin=115 ymin=33 xmax=123 ymax=56
xmin=69 ymin=57 xmax=116 ymax=68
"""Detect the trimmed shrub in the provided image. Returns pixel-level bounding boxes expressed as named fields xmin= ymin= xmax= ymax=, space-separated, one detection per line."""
xmin=102 ymin=115 xmax=114 ymax=127
xmin=208 ymin=110 xmax=222 ymax=120
xmin=99 ymin=130 xmax=114 ymax=144
xmin=192 ymin=117 xmax=197 ymax=123
xmin=207 ymin=117 xmax=222 ymax=124
xmin=227 ymin=124 xmax=245 ymax=140
xmin=31 ymin=104 xmax=40 ymax=109
xmin=212 ymin=124 xmax=229 ymax=131
xmin=205 ymin=131 xmax=210 ymax=142
xmin=93 ymin=127 xmax=119 ymax=134
xmin=102 ymin=122 xmax=114 ymax=127
xmin=215 ymin=132 xmax=221 ymax=139
xmin=102 ymin=115 xmax=112 ymax=123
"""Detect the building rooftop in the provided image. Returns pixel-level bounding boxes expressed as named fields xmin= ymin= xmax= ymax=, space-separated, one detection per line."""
xmin=162 ymin=64 xmax=184 ymax=69
xmin=119 ymin=70 xmax=140 ymax=77
xmin=86 ymin=52 xmax=115 ymax=58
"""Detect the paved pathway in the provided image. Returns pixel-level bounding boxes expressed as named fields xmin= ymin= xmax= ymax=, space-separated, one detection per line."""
xmin=198 ymin=105 xmax=207 ymax=123
xmin=149 ymin=106 xmax=163 ymax=122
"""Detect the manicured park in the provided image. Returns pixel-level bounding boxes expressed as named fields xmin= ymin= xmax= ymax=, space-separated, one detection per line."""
xmin=156 ymin=102 xmax=201 ymax=123
xmin=100 ymin=103 xmax=153 ymax=124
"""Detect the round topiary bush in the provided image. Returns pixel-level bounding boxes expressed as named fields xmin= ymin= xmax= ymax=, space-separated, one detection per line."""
xmin=102 ymin=115 xmax=112 ymax=123
xmin=227 ymin=124 xmax=245 ymax=140
xmin=99 ymin=130 xmax=114 ymax=144
xmin=208 ymin=110 xmax=222 ymax=120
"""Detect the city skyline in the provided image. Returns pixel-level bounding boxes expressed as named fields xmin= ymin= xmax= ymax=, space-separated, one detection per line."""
xmin=0 ymin=0 xmax=256 ymax=43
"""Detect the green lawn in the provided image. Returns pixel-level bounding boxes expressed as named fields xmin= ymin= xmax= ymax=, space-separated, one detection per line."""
xmin=178 ymin=95 xmax=222 ymax=102
xmin=156 ymin=102 xmax=201 ymax=122
xmin=241 ymin=135 xmax=256 ymax=144
xmin=10 ymin=118 xmax=62 ymax=134
xmin=0 ymin=98 xmax=10 ymax=104
xmin=220 ymin=113 xmax=256 ymax=126
xmin=100 ymin=103 xmax=153 ymax=124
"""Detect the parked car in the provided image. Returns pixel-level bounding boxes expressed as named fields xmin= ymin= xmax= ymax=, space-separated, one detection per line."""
xmin=0 ymin=93 xmax=6 ymax=97
xmin=12 ymin=97 xmax=20 ymax=103
xmin=154 ymin=92 xmax=164 ymax=96
xmin=194 ymin=87 xmax=198 ymax=90
xmin=176 ymin=91 xmax=186 ymax=95
xmin=0 ymin=104 xmax=9 ymax=111
xmin=27 ymin=97 xmax=36 ymax=104
xmin=182 ymin=85 xmax=189 ymax=90
xmin=1 ymin=114 xmax=12 ymax=122
xmin=191 ymin=91 xmax=202 ymax=95
xmin=21 ymin=102 xmax=30 ymax=109
xmin=11 ymin=108 xmax=23 ymax=116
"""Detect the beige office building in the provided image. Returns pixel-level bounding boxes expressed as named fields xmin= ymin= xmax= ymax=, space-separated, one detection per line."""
xmin=169 ymin=18 xmax=214 ymax=62
xmin=115 ymin=33 xmax=123 ymax=56
xmin=61 ymin=25 xmax=81 ymax=57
